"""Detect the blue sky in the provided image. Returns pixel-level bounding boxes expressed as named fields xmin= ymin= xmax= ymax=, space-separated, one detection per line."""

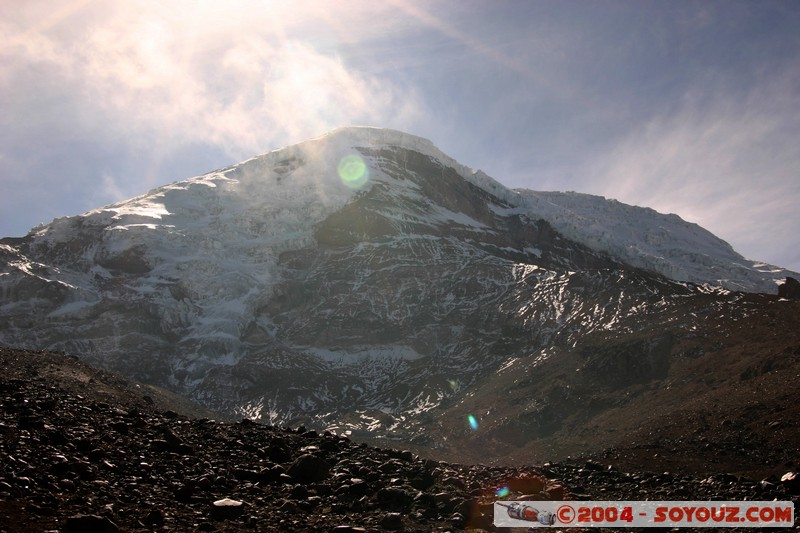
xmin=2 ymin=0 xmax=799 ymax=272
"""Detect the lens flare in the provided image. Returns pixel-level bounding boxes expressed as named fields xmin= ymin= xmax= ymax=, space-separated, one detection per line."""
xmin=467 ymin=414 xmax=478 ymax=431
xmin=338 ymin=154 xmax=368 ymax=189
xmin=495 ymin=486 xmax=510 ymax=498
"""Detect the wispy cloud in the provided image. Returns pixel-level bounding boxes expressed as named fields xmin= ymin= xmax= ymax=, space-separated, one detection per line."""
xmin=582 ymin=66 xmax=800 ymax=265
xmin=2 ymin=1 xmax=424 ymax=166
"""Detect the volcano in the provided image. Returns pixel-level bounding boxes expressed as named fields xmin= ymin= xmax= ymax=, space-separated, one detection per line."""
xmin=2 ymin=127 xmax=799 ymax=469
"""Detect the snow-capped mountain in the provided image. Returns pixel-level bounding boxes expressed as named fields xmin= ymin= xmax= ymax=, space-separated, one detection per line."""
xmin=513 ymin=190 xmax=791 ymax=293
xmin=1 ymin=127 xmax=797 ymax=443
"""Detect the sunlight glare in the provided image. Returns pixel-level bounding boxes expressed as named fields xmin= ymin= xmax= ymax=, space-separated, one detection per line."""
xmin=338 ymin=154 xmax=369 ymax=189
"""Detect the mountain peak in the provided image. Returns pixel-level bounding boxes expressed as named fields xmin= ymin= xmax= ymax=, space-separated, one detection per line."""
xmin=317 ymin=125 xmax=438 ymax=150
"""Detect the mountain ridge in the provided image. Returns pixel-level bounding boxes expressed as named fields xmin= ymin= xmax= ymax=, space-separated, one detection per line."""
xmin=8 ymin=127 xmax=798 ymax=293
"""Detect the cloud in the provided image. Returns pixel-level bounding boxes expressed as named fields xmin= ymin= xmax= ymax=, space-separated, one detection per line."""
xmin=91 ymin=173 xmax=125 ymax=208
xmin=2 ymin=1 xmax=424 ymax=166
xmin=581 ymin=67 xmax=800 ymax=266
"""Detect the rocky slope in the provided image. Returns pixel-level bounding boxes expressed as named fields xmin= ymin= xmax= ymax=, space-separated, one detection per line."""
xmin=2 ymin=347 xmax=798 ymax=532
xmin=421 ymin=292 xmax=800 ymax=475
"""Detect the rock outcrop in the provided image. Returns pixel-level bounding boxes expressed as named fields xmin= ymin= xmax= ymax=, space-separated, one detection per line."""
xmin=778 ymin=276 xmax=800 ymax=299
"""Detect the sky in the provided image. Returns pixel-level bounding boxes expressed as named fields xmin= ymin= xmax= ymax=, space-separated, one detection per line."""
xmin=2 ymin=0 xmax=799 ymax=272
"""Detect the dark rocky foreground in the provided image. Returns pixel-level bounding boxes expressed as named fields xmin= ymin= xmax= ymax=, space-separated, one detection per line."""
xmin=1 ymin=348 xmax=798 ymax=532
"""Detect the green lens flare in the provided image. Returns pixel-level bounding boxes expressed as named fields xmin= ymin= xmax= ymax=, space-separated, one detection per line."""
xmin=338 ymin=155 xmax=368 ymax=189
xmin=468 ymin=414 xmax=479 ymax=431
